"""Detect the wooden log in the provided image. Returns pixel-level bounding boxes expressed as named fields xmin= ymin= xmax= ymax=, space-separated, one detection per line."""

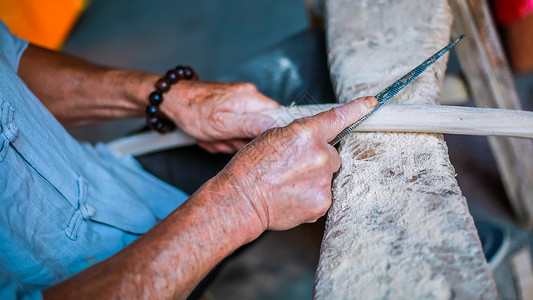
xmin=313 ymin=0 xmax=497 ymax=298
xmin=450 ymin=0 xmax=533 ymax=227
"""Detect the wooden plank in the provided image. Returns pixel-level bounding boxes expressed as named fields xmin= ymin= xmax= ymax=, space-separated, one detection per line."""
xmin=450 ymin=0 xmax=533 ymax=226
xmin=511 ymin=247 xmax=533 ymax=300
xmin=313 ymin=0 xmax=497 ymax=298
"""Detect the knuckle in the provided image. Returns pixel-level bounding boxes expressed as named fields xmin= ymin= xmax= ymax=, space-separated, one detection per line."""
xmin=287 ymin=120 xmax=312 ymax=141
xmin=240 ymin=82 xmax=257 ymax=92
xmin=310 ymin=151 xmax=329 ymax=168
xmin=330 ymin=106 xmax=347 ymax=130
xmin=319 ymin=175 xmax=333 ymax=190
xmin=311 ymin=194 xmax=331 ymax=217
xmin=331 ymin=106 xmax=346 ymax=124
xmin=207 ymin=112 xmax=227 ymax=138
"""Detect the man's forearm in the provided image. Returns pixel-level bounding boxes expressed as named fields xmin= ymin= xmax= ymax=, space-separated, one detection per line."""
xmin=40 ymin=96 xmax=377 ymax=299
xmin=18 ymin=44 xmax=281 ymax=145
xmin=19 ymin=45 xmax=156 ymax=127
xmin=43 ymin=174 xmax=264 ymax=299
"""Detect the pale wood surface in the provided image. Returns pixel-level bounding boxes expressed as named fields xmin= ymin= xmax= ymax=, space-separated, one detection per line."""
xmin=450 ymin=0 xmax=533 ymax=226
xmin=263 ymin=104 xmax=533 ymax=138
xmin=107 ymin=104 xmax=533 ymax=156
xmin=313 ymin=0 xmax=497 ymax=298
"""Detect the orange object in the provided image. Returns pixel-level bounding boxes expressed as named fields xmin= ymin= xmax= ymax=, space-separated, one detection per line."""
xmin=0 ymin=0 xmax=86 ymax=50
xmin=504 ymin=12 xmax=533 ymax=73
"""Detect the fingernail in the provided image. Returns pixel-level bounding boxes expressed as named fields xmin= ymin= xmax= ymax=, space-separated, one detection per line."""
xmin=364 ymin=97 xmax=378 ymax=109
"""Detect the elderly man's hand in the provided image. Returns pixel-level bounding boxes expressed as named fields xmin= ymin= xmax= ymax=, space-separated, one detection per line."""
xmin=208 ymin=96 xmax=377 ymax=231
xmin=161 ymin=81 xmax=279 ymax=152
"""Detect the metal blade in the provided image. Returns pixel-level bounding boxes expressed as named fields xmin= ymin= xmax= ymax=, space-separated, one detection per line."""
xmin=329 ymin=34 xmax=465 ymax=146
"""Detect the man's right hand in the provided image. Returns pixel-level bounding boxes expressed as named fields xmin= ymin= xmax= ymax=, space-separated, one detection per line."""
xmin=210 ymin=96 xmax=378 ymax=232
xmin=43 ymin=96 xmax=377 ymax=300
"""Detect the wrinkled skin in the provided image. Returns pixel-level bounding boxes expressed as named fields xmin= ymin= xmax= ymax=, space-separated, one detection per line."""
xmin=18 ymin=45 xmax=279 ymax=156
xmin=18 ymin=42 xmax=380 ymax=299
xmin=162 ymin=81 xmax=280 ymax=153
xmin=213 ymin=96 xmax=378 ymax=230
xmin=44 ymin=96 xmax=377 ymax=300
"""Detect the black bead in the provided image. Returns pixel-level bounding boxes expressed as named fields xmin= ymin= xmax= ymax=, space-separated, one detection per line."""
xmin=149 ymin=91 xmax=163 ymax=106
xmin=155 ymin=78 xmax=170 ymax=92
xmin=147 ymin=116 xmax=175 ymax=133
xmin=147 ymin=117 xmax=164 ymax=132
xmin=165 ymin=69 xmax=179 ymax=84
xmin=159 ymin=119 xmax=176 ymax=133
xmin=145 ymin=105 xmax=159 ymax=117
xmin=184 ymin=66 xmax=194 ymax=80
xmin=146 ymin=65 xmax=196 ymax=133
xmin=175 ymin=66 xmax=185 ymax=78
xmin=147 ymin=115 xmax=160 ymax=124
xmin=147 ymin=115 xmax=160 ymax=125
xmin=152 ymin=122 xmax=164 ymax=131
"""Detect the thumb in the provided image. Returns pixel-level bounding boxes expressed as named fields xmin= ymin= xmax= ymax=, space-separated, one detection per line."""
xmin=236 ymin=113 xmax=279 ymax=138
xmin=303 ymin=96 xmax=378 ymax=142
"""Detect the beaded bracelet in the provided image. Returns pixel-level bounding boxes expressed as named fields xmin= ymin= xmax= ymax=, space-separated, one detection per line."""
xmin=146 ymin=65 xmax=198 ymax=133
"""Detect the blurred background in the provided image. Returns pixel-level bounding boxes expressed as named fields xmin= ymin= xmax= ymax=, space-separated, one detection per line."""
xmin=1 ymin=0 xmax=532 ymax=299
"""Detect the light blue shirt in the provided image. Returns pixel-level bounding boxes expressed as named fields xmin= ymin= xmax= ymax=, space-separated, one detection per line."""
xmin=0 ymin=21 xmax=188 ymax=299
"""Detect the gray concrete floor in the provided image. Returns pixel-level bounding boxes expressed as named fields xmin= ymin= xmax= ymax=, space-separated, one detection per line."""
xmin=61 ymin=1 xmax=533 ymax=299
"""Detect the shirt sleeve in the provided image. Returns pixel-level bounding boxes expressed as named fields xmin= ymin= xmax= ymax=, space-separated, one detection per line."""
xmin=0 ymin=267 xmax=42 ymax=300
xmin=0 ymin=20 xmax=29 ymax=72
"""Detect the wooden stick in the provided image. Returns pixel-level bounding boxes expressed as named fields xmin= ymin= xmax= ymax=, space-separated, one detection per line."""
xmin=107 ymin=104 xmax=533 ymax=156
xmin=264 ymin=104 xmax=533 ymax=138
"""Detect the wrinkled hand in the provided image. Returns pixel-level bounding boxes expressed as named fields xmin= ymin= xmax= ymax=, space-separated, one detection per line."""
xmin=161 ymin=81 xmax=279 ymax=152
xmin=211 ymin=96 xmax=378 ymax=231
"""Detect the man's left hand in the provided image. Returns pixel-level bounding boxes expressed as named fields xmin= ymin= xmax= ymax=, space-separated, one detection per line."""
xmin=161 ymin=81 xmax=279 ymax=153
